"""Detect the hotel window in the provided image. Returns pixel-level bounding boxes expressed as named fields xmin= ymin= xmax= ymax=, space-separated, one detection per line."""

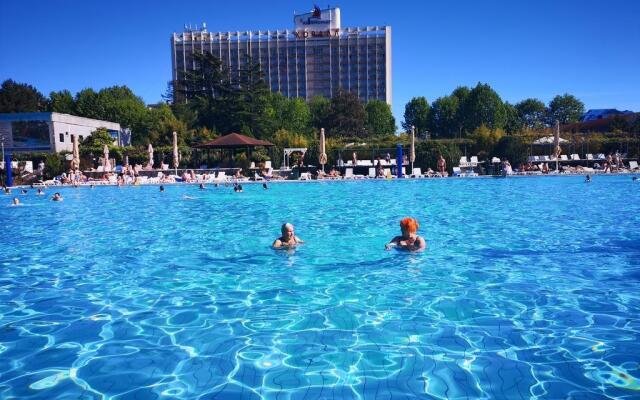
xmin=59 ymin=133 xmax=64 ymax=143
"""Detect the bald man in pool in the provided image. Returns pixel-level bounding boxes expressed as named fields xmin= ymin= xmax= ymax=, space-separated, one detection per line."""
xmin=385 ymin=217 xmax=426 ymax=252
xmin=272 ymin=223 xmax=304 ymax=248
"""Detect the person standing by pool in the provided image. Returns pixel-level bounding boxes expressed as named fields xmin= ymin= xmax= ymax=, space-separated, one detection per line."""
xmin=273 ymin=223 xmax=304 ymax=248
xmin=352 ymin=151 xmax=358 ymax=166
xmin=385 ymin=217 xmax=426 ymax=252
xmin=437 ymin=155 xmax=446 ymax=176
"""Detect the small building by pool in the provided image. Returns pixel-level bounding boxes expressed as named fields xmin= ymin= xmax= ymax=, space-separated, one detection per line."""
xmin=0 ymin=112 xmax=127 ymax=153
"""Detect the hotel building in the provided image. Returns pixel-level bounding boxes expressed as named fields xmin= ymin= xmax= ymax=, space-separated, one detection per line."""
xmin=171 ymin=7 xmax=391 ymax=105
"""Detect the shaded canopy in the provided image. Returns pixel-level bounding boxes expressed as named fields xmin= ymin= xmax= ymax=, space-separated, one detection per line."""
xmin=195 ymin=133 xmax=274 ymax=149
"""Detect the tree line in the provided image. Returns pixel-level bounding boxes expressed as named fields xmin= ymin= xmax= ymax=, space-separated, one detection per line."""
xmin=402 ymin=83 xmax=590 ymax=138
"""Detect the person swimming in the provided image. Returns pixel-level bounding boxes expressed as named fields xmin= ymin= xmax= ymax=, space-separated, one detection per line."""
xmin=199 ymin=183 xmax=206 ymax=190
xmin=385 ymin=217 xmax=426 ymax=252
xmin=51 ymin=192 xmax=63 ymax=201
xmin=263 ymin=183 xmax=268 ymax=189
xmin=36 ymin=188 xmax=44 ymax=195
xmin=12 ymin=197 xmax=20 ymax=206
xmin=20 ymin=189 xmax=28 ymax=194
xmin=234 ymin=184 xmax=243 ymax=193
xmin=159 ymin=185 xmax=165 ymax=192
xmin=585 ymin=174 xmax=592 ymax=183
xmin=272 ymin=223 xmax=304 ymax=248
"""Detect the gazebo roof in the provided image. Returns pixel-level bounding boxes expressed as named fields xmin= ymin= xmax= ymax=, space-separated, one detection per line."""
xmin=195 ymin=132 xmax=274 ymax=149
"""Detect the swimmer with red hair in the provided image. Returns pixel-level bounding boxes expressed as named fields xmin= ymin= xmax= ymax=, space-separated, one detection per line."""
xmin=385 ymin=217 xmax=426 ymax=252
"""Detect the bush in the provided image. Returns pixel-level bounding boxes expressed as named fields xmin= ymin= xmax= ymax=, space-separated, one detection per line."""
xmin=493 ymin=136 xmax=528 ymax=165
xmin=415 ymin=140 xmax=462 ymax=173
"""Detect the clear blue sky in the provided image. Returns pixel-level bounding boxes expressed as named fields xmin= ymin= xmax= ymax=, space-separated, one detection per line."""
xmin=1 ymin=0 xmax=639 ymax=125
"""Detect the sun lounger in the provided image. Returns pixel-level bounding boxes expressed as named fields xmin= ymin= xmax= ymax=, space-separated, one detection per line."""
xmin=345 ymin=168 xmax=354 ymax=179
xmin=368 ymin=168 xmax=376 ymax=178
xmin=629 ymin=160 xmax=638 ymax=170
xmin=470 ymin=156 xmax=479 ymax=167
xmin=597 ymin=153 xmax=606 ymax=160
xmin=491 ymin=157 xmax=501 ymax=163
xmin=560 ymin=155 xmax=569 ymax=161
xmin=452 ymin=167 xmax=462 ymax=177
xmin=571 ymin=154 xmax=580 ymax=160
xmin=298 ymin=172 xmax=311 ymax=180
xmin=586 ymin=154 xmax=594 ymax=160
xmin=459 ymin=157 xmax=469 ymax=167
xmin=411 ymin=167 xmax=423 ymax=178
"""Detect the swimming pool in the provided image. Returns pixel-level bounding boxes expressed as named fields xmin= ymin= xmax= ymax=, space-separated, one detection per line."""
xmin=1 ymin=176 xmax=639 ymax=399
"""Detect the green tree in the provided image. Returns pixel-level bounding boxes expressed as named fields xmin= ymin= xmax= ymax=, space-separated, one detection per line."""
xmin=309 ymin=95 xmax=331 ymax=130
xmin=146 ymin=103 xmax=187 ymax=146
xmin=265 ymin=93 xmax=310 ymax=135
xmin=451 ymin=86 xmax=471 ymax=135
xmin=96 ymin=86 xmax=149 ymax=137
xmin=48 ymin=90 xmax=75 ymax=114
xmin=74 ymin=88 xmax=104 ymax=120
xmin=428 ymin=95 xmax=460 ymax=138
xmin=81 ymin=128 xmax=114 ymax=147
xmin=0 ymin=79 xmax=48 ymax=113
xmin=326 ymin=91 xmax=366 ymax=138
xmin=503 ymin=102 xmax=522 ymax=133
xmin=515 ymin=98 xmax=547 ymax=130
xmin=548 ymin=94 xmax=585 ymax=124
xmin=366 ymin=100 xmax=396 ymax=136
xmin=402 ymin=97 xmax=429 ymax=134
xmin=460 ymin=83 xmax=506 ymax=133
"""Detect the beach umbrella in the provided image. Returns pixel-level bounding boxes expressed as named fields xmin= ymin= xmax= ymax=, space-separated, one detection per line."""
xmin=71 ymin=134 xmax=80 ymax=172
xmin=318 ymin=128 xmax=327 ymax=172
xmin=103 ymin=144 xmax=111 ymax=172
xmin=553 ymin=120 xmax=562 ymax=171
xmin=410 ymin=125 xmax=416 ymax=172
xmin=172 ymin=131 xmax=179 ymax=175
xmin=147 ymin=143 xmax=154 ymax=169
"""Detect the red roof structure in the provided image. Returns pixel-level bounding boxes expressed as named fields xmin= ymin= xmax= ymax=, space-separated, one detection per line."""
xmin=195 ymin=133 xmax=274 ymax=149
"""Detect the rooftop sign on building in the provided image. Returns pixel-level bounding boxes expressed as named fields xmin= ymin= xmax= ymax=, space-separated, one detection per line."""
xmin=294 ymin=6 xmax=340 ymax=31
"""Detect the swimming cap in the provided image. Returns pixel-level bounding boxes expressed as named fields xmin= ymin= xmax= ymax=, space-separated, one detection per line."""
xmin=400 ymin=217 xmax=419 ymax=233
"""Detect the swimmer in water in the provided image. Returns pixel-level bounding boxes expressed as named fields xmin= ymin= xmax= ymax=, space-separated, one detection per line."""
xmin=263 ymin=183 xmax=268 ymax=189
xmin=633 ymin=177 xmax=638 ymax=181
xmin=272 ymin=223 xmax=304 ymax=248
xmin=51 ymin=192 xmax=63 ymax=201
xmin=36 ymin=188 xmax=44 ymax=195
xmin=20 ymin=189 xmax=28 ymax=194
xmin=385 ymin=217 xmax=426 ymax=252
xmin=199 ymin=183 xmax=206 ymax=190
xmin=585 ymin=174 xmax=592 ymax=183
xmin=12 ymin=197 xmax=20 ymax=206
xmin=159 ymin=185 xmax=165 ymax=192
xmin=233 ymin=184 xmax=243 ymax=193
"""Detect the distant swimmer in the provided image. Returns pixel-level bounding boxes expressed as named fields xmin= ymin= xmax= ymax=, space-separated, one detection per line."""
xmin=12 ymin=197 xmax=20 ymax=206
xmin=233 ymin=184 xmax=243 ymax=193
xmin=159 ymin=185 xmax=165 ymax=192
xmin=263 ymin=183 xmax=268 ymax=189
xmin=182 ymin=195 xmax=196 ymax=200
xmin=51 ymin=192 xmax=63 ymax=201
xmin=90 ymin=184 xmax=95 ymax=189
xmin=199 ymin=183 xmax=206 ymax=190
xmin=3 ymin=187 xmax=10 ymax=194
xmin=585 ymin=174 xmax=592 ymax=183
xmin=36 ymin=188 xmax=44 ymax=195
xmin=20 ymin=189 xmax=28 ymax=194
xmin=385 ymin=217 xmax=426 ymax=252
xmin=272 ymin=223 xmax=304 ymax=248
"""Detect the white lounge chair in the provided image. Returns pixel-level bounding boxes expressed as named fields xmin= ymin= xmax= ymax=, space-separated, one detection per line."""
xmin=459 ymin=157 xmax=469 ymax=167
xmin=452 ymin=167 xmax=462 ymax=177
xmin=470 ymin=156 xmax=479 ymax=167
xmin=368 ymin=168 xmax=376 ymax=178
xmin=411 ymin=168 xmax=423 ymax=178
xmin=560 ymin=155 xmax=569 ymax=161
xmin=597 ymin=153 xmax=606 ymax=160
xmin=216 ymin=171 xmax=227 ymax=182
xmin=299 ymin=172 xmax=311 ymax=180
xmin=345 ymin=168 xmax=354 ymax=179
xmin=491 ymin=157 xmax=501 ymax=163
xmin=629 ymin=160 xmax=638 ymax=170
xmin=571 ymin=154 xmax=580 ymax=160
xmin=586 ymin=154 xmax=594 ymax=160
xmin=265 ymin=161 xmax=272 ymax=169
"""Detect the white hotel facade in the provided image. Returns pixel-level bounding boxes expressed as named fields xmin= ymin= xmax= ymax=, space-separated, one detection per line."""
xmin=171 ymin=7 xmax=391 ymax=105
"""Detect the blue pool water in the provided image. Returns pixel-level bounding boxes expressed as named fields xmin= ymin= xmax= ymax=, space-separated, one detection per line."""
xmin=1 ymin=176 xmax=639 ymax=399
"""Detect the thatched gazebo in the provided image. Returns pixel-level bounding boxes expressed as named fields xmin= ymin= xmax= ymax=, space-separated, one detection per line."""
xmin=194 ymin=133 xmax=275 ymax=168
